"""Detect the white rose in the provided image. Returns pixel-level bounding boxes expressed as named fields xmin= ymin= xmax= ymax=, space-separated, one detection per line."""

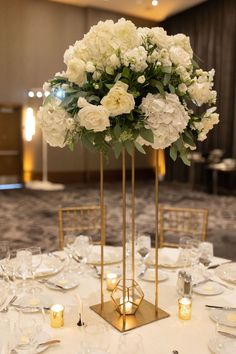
xmin=169 ymin=46 xmax=192 ymax=68
xmin=86 ymin=61 xmax=95 ymax=73
xmin=77 ymin=97 xmax=89 ymax=108
xmin=137 ymin=75 xmax=145 ymax=84
xmin=151 ymin=27 xmax=174 ymax=48
xmin=37 ymin=99 xmax=70 ymax=148
xmin=101 ymin=81 xmax=135 ymax=117
xmin=140 ymin=93 xmax=190 ymax=149
xmin=109 ymin=54 xmax=120 ymax=69
xmin=65 ymin=58 xmax=87 ymax=86
xmin=178 ymin=83 xmax=187 ymax=93
xmin=78 ymin=104 xmax=110 ymax=132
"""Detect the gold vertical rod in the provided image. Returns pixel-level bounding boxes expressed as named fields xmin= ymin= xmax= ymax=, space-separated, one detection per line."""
xmin=100 ymin=152 xmax=105 ymax=307
xmin=155 ymin=149 xmax=159 ymax=314
xmin=131 ymin=151 xmax=135 ymax=283
xmin=122 ymin=149 xmax=126 ymax=331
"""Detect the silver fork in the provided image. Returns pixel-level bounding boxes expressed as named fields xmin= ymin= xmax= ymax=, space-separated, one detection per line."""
xmin=0 ymin=295 xmax=17 ymax=313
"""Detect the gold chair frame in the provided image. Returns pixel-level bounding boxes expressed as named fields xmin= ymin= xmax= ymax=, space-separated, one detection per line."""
xmin=159 ymin=206 xmax=208 ymax=248
xmin=58 ymin=205 xmax=105 ymax=250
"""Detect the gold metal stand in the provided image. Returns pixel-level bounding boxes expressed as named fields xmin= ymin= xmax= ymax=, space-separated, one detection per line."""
xmin=90 ymin=149 xmax=169 ymax=332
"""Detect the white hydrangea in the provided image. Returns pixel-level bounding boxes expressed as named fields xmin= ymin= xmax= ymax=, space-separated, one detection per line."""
xmin=140 ymin=93 xmax=190 ymax=149
xmin=122 ymin=46 xmax=148 ymax=72
xmin=37 ymin=99 xmax=70 ymax=148
xmin=150 ymin=27 xmax=174 ymax=48
xmin=193 ymin=107 xmax=219 ymax=141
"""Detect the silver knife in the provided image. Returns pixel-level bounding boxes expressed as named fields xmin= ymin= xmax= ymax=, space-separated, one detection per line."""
xmin=218 ymin=330 xmax=236 ymax=339
xmin=205 ymin=305 xmax=236 ymax=311
xmin=11 ymin=304 xmax=50 ymax=311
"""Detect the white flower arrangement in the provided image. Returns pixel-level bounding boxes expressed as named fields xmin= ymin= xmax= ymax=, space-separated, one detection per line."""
xmin=38 ymin=18 xmax=219 ymax=164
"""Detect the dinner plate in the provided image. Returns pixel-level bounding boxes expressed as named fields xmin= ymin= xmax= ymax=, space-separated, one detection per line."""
xmin=215 ymin=263 xmax=236 ymax=284
xmin=13 ymin=294 xmax=52 ymax=313
xmin=139 ymin=269 xmax=169 ymax=282
xmin=193 ymin=281 xmax=224 ymax=296
xmin=209 ymin=309 xmax=236 ymax=327
xmin=145 ymin=249 xmax=190 ymax=268
xmin=87 ymin=246 xmax=122 ymax=266
xmin=45 ymin=273 xmax=80 ymax=290
xmin=15 ymin=255 xmax=64 ymax=278
xmin=208 ymin=334 xmax=236 ymax=354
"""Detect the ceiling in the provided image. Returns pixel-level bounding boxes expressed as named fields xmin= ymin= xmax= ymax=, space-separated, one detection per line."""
xmin=49 ymin=0 xmax=207 ymax=21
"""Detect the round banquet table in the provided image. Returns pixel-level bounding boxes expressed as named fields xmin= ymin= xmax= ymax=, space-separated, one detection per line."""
xmin=5 ymin=247 xmax=236 ymax=354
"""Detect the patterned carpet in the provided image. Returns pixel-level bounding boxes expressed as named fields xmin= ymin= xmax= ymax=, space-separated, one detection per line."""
xmin=0 ymin=182 xmax=236 ymax=260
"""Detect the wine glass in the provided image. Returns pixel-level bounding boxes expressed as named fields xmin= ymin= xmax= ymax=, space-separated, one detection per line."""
xmin=14 ymin=308 xmax=45 ymax=354
xmin=74 ymin=235 xmax=93 ymax=274
xmin=3 ymin=250 xmax=18 ymax=293
xmin=199 ymin=242 xmax=214 ymax=267
xmin=136 ymin=234 xmax=151 ymax=271
xmin=178 ymin=236 xmax=192 ymax=267
xmin=116 ymin=333 xmax=145 ymax=354
xmin=82 ymin=323 xmax=110 ymax=354
xmin=64 ymin=234 xmax=76 ymax=270
xmin=0 ymin=241 xmax=10 ymax=270
xmin=16 ymin=249 xmax=32 ymax=292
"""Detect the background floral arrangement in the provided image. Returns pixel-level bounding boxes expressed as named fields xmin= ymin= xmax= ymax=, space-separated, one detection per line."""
xmin=38 ymin=18 xmax=219 ymax=165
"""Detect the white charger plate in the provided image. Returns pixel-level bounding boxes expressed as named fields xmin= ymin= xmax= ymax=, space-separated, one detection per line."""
xmin=145 ymin=249 xmax=190 ymax=269
xmin=45 ymin=273 xmax=80 ymax=290
xmin=87 ymin=246 xmax=122 ymax=266
xmin=13 ymin=294 xmax=52 ymax=313
xmin=193 ymin=281 xmax=224 ymax=296
xmin=215 ymin=263 xmax=236 ymax=284
xmin=15 ymin=255 xmax=64 ymax=278
xmin=139 ymin=269 xmax=169 ymax=282
xmin=208 ymin=334 xmax=236 ymax=354
xmin=209 ymin=309 xmax=236 ymax=327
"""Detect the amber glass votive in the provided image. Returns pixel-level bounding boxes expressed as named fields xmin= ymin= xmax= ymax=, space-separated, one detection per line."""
xmin=106 ymin=273 xmax=118 ymax=291
xmin=50 ymin=304 xmax=64 ymax=328
xmin=178 ymin=297 xmax=192 ymax=320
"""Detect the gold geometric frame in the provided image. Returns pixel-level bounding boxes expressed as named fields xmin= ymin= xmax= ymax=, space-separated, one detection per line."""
xmin=90 ymin=149 xmax=169 ymax=332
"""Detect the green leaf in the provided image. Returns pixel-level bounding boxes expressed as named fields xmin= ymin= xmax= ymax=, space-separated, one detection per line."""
xmin=105 ymin=84 xmax=113 ymax=90
xmin=183 ymin=131 xmax=196 ymax=147
xmin=124 ymin=141 xmax=134 ymax=156
xmin=169 ymin=145 xmax=177 ymax=161
xmin=86 ymin=95 xmax=100 ymax=104
xmin=162 ymin=66 xmax=172 ymax=74
xmin=113 ymin=142 xmax=122 ymax=159
xmin=115 ymin=73 xmax=122 ymax=82
xmin=113 ymin=124 xmax=121 ymax=139
xmin=60 ymin=95 xmax=75 ymax=108
xmin=168 ymin=84 xmax=175 ymax=94
xmin=134 ymin=141 xmax=146 ymax=154
xmin=163 ymin=73 xmax=171 ymax=86
xmin=155 ymin=81 xmax=164 ymax=94
xmin=81 ymin=135 xmax=95 ymax=152
xmin=180 ymin=152 xmax=191 ymax=166
xmin=122 ymin=67 xmax=130 ymax=79
xmin=192 ymin=59 xmax=199 ymax=69
xmin=139 ymin=128 xmax=154 ymax=144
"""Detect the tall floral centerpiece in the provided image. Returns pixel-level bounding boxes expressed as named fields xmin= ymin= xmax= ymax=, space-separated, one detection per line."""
xmin=38 ymin=19 xmax=219 ymax=332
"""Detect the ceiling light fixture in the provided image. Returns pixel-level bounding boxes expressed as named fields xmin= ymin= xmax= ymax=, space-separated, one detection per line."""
xmin=152 ymin=0 xmax=158 ymax=6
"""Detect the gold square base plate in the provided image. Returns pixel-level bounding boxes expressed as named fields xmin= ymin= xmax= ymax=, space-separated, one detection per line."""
xmin=90 ymin=299 xmax=169 ymax=332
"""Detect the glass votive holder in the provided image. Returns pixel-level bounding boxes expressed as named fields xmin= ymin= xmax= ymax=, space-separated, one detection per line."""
xmin=106 ymin=273 xmax=118 ymax=291
xmin=50 ymin=304 xmax=64 ymax=328
xmin=178 ymin=297 xmax=192 ymax=320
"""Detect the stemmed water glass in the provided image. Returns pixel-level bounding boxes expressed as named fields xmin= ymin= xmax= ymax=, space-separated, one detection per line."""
xmin=27 ymin=246 xmax=42 ymax=294
xmin=16 ymin=248 xmax=32 ymax=292
xmin=74 ymin=235 xmax=93 ymax=274
xmin=116 ymin=333 xmax=145 ymax=354
xmin=136 ymin=234 xmax=151 ymax=271
xmin=0 ymin=241 xmax=10 ymax=270
xmin=82 ymin=323 xmax=110 ymax=354
xmin=178 ymin=236 xmax=192 ymax=268
xmin=64 ymin=234 xmax=76 ymax=270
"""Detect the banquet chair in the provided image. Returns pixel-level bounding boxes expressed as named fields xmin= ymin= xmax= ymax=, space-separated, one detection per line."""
xmin=159 ymin=206 xmax=208 ymax=248
xmin=58 ymin=205 xmax=106 ymax=250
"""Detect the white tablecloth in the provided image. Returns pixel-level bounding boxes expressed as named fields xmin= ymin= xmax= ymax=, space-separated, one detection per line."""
xmin=6 ymin=248 xmax=236 ymax=354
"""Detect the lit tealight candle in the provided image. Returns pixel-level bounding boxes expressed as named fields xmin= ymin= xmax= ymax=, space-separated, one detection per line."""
xmin=178 ymin=297 xmax=192 ymax=320
xmin=50 ymin=304 xmax=64 ymax=328
xmin=106 ymin=273 xmax=118 ymax=291
xmin=120 ymin=296 xmax=133 ymax=315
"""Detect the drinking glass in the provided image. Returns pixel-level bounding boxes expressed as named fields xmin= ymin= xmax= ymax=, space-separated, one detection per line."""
xmin=178 ymin=236 xmax=192 ymax=267
xmin=74 ymin=235 xmax=93 ymax=273
xmin=186 ymin=239 xmax=200 ymax=267
xmin=199 ymin=242 xmax=214 ymax=267
xmin=0 ymin=276 xmax=10 ymax=307
xmin=136 ymin=234 xmax=151 ymax=270
xmin=14 ymin=308 xmax=45 ymax=354
xmin=0 ymin=318 xmax=10 ymax=354
xmin=27 ymin=247 xmax=42 ymax=294
xmin=116 ymin=333 xmax=145 ymax=354
xmin=3 ymin=250 xmax=18 ymax=293
xmin=0 ymin=241 xmax=10 ymax=270
xmin=82 ymin=323 xmax=110 ymax=354
xmin=16 ymin=249 xmax=32 ymax=291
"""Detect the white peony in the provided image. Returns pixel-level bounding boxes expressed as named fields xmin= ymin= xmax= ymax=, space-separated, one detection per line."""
xmin=65 ymin=58 xmax=87 ymax=86
xmin=140 ymin=93 xmax=190 ymax=149
xmin=173 ymin=34 xmax=193 ymax=56
xmin=78 ymin=104 xmax=110 ymax=132
xmin=151 ymin=27 xmax=174 ymax=48
xmin=169 ymin=46 xmax=192 ymax=68
xmin=37 ymin=99 xmax=70 ymax=148
xmin=122 ymin=46 xmax=148 ymax=72
xmin=101 ymin=81 xmax=135 ymax=117
xmin=188 ymin=81 xmax=216 ymax=106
